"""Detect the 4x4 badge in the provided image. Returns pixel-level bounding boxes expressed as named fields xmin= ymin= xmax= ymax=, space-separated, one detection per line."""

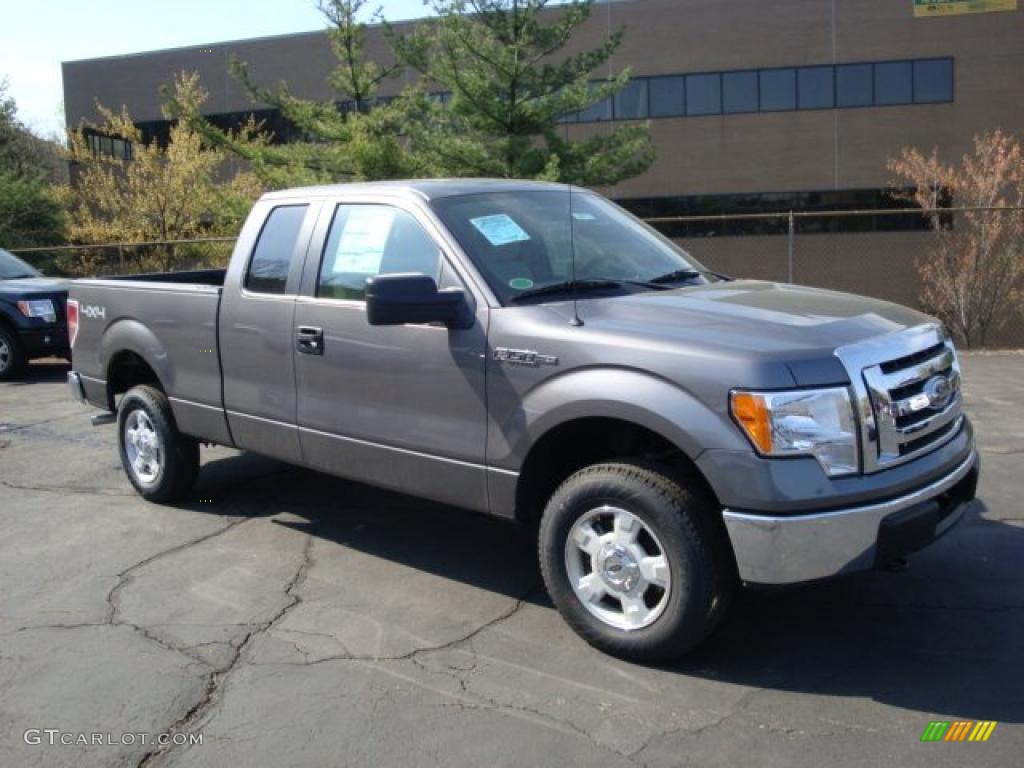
xmin=493 ymin=348 xmax=559 ymax=367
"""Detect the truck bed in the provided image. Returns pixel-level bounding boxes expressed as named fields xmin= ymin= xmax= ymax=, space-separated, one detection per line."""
xmin=103 ymin=268 xmax=227 ymax=286
xmin=70 ymin=273 xmax=228 ymax=443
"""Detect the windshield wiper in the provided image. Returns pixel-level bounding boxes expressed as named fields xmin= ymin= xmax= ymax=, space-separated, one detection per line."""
xmin=508 ymin=279 xmax=648 ymax=303
xmin=649 ymin=268 xmax=733 ymax=285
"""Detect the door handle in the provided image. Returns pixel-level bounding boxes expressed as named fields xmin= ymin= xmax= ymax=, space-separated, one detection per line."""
xmin=296 ymin=326 xmax=324 ymax=356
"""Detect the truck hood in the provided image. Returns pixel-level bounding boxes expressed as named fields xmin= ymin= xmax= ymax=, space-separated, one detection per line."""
xmin=576 ymin=280 xmax=935 ymax=384
xmin=0 ymin=276 xmax=69 ymax=298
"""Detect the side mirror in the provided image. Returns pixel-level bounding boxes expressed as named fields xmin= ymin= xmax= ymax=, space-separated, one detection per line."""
xmin=365 ymin=273 xmax=471 ymax=329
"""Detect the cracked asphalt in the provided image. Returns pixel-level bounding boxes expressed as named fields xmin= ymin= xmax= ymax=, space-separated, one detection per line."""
xmin=1 ymin=354 xmax=1022 ymax=768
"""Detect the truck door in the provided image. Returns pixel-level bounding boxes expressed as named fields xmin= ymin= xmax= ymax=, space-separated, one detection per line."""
xmin=293 ymin=198 xmax=489 ymax=512
xmin=220 ymin=200 xmax=320 ymax=463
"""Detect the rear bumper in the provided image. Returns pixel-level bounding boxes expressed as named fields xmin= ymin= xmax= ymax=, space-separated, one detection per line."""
xmin=68 ymin=371 xmax=87 ymax=403
xmin=722 ymin=449 xmax=979 ymax=585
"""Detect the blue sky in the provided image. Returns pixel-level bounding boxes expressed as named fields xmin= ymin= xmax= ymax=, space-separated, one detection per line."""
xmin=0 ymin=0 xmax=433 ymax=137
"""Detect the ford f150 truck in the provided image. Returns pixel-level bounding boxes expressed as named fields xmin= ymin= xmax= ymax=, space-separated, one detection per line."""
xmin=0 ymin=248 xmax=69 ymax=379
xmin=67 ymin=180 xmax=978 ymax=660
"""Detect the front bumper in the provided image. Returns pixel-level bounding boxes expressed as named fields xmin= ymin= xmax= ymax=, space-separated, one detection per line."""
xmin=20 ymin=325 xmax=69 ymax=359
xmin=722 ymin=449 xmax=979 ymax=585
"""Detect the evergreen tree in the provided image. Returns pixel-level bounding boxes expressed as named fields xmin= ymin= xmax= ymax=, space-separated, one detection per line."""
xmin=388 ymin=0 xmax=654 ymax=184
xmin=164 ymin=0 xmax=428 ymax=187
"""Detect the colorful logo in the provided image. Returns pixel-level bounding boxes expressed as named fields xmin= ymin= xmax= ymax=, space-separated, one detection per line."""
xmin=921 ymin=721 xmax=997 ymax=742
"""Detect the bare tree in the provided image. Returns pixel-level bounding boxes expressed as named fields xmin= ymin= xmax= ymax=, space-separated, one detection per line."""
xmin=889 ymin=130 xmax=1024 ymax=348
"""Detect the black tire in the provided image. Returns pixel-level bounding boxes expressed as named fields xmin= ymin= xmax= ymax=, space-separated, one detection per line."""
xmin=0 ymin=325 xmax=27 ymax=381
xmin=117 ymin=385 xmax=199 ymax=502
xmin=539 ymin=461 xmax=735 ymax=662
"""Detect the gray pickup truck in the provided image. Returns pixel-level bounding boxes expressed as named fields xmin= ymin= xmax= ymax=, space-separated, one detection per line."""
xmin=68 ymin=180 xmax=978 ymax=660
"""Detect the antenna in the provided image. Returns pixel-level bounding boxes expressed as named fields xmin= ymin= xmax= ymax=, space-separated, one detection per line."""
xmin=568 ymin=182 xmax=583 ymax=327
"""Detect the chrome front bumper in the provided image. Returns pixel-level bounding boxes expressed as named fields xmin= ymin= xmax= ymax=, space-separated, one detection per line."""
xmin=722 ymin=450 xmax=979 ymax=585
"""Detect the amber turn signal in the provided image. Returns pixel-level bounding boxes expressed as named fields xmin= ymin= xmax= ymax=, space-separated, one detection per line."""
xmin=730 ymin=392 xmax=773 ymax=453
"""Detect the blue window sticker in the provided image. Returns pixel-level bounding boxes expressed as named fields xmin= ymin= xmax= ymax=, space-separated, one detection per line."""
xmin=509 ymin=277 xmax=534 ymax=290
xmin=470 ymin=214 xmax=531 ymax=246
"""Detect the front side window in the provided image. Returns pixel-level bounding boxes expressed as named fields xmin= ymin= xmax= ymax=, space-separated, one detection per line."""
xmin=431 ymin=191 xmax=707 ymax=305
xmin=245 ymin=205 xmax=309 ymax=295
xmin=317 ymin=205 xmax=442 ymax=301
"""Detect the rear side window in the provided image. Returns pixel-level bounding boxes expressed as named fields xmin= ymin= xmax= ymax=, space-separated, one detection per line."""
xmin=245 ymin=205 xmax=308 ymax=295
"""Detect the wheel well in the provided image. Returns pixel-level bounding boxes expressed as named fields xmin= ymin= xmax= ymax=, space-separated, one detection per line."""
xmin=514 ymin=417 xmax=718 ymax=525
xmin=107 ymin=351 xmax=163 ymax=410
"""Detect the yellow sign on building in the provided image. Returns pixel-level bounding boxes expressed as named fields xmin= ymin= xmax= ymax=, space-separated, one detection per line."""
xmin=914 ymin=0 xmax=1017 ymax=16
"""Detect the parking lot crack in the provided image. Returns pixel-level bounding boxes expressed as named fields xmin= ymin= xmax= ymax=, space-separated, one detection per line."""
xmin=135 ymin=527 xmax=316 ymax=768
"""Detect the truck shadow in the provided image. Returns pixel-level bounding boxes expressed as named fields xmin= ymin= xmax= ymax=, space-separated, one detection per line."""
xmin=191 ymin=451 xmax=1023 ymax=724
xmin=7 ymin=358 xmax=71 ymax=385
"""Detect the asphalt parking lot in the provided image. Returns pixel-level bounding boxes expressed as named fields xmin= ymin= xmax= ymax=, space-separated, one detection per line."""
xmin=0 ymin=354 xmax=1021 ymax=768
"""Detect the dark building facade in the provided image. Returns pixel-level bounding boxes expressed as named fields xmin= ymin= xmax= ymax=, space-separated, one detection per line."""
xmin=62 ymin=0 xmax=1024 ymax=342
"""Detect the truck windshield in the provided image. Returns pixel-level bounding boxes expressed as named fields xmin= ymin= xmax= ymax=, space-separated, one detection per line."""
xmin=431 ymin=190 xmax=710 ymax=305
xmin=0 ymin=249 xmax=42 ymax=280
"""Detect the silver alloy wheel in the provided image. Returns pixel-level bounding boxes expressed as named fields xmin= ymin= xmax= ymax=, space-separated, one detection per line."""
xmin=564 ymin=505 xmax=672 ymax=631
xmin=123 ymin=409 xmax=162 ymax=485
xmin=0 ymin=337 xmax=10 ymax=373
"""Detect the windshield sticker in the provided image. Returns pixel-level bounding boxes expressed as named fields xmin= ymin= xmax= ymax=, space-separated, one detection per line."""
xmin=509 ymin=277 xmax=534 ymax=290
xmin=470 ymin=214 xmax=531 ymax=246
xmin=571 ymin=212 xmax=596 ymax=221
xmin=332 ymin=207 xmax=395 ymax=274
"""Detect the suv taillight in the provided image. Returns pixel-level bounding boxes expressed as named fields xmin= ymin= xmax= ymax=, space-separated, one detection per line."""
xmin=67 ymin=299 xmax=79 ymax=349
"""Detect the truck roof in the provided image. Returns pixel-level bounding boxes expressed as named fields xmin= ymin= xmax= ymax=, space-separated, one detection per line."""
xmin=260 ymin=178 xmax=574 ymax=202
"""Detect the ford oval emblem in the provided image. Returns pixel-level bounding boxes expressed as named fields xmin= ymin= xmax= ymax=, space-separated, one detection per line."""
xmin=923 ymin=374 xmax=954 ymax=410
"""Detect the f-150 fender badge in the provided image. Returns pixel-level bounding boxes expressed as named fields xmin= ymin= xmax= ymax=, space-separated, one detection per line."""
xmin=493 ymin=348 xmax=559 ymax=367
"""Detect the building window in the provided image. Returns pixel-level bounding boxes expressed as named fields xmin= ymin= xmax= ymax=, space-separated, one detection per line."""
xmin=874 ymin=61 xmax=913 ymax=105
xmin=578 ymin=85 xmax=613 ymax=122
xmin=84 ymin=131 xmax=132 ymax=160
xmin=836 ymin=63 xmax=873 ymax=107
xmin=617 ymin=188 xmax=942 ymax=238
xmin=686 ymin=73 xmax=721 ymax=116
xmin=723 ymin=71 xmax=758 ymax=114
xmin=913 ymin=58 xmax=954 ymax=103
xmin=613 ymin=79 xmax=649 ymax=120
xmin=649 ymin=75 xmax=685 ymax=117
xmin=798 ymin=66 xmax=834 ymax=109
xmin=759 ymin=68 xmax=797 ymax=112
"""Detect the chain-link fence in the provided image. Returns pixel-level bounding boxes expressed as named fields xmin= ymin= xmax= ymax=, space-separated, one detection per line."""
xmin=10 ymin=206 xmax=1023 ymax=346
xmin=9 ymin=237 xmax=237 ymax=278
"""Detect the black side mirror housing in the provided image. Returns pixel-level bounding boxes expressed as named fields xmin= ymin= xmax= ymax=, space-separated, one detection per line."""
xmin=365 ymin=273 xmax=471 ymax=329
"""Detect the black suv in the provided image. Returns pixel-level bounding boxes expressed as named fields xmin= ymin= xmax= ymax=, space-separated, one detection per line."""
xmin=0 ymin=248 xmax=69 ymax=380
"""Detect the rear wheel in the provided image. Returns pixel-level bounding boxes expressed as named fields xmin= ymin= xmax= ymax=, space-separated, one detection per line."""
xmin=117 ymin=385 xmax=199 ymax=502
xmin=0 ymin=326 xmax=27 ymax=381
xmin=539 ymin=461 xmax=734 ymax=661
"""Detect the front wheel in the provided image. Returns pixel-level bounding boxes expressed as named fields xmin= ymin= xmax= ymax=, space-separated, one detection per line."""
xmin=0 ymin=326 xmax=26 ymax=381
xmin=117 ymin=385 xmax=199 ymax=502
xmin=539 ymin=462 xmax=734 ymax=662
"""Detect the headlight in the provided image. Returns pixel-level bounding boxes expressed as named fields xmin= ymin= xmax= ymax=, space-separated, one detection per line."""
xmin=730 ymin=387 xmax=859 ymax=477
xmin=16 ymin=299 xmax=56 ymax=322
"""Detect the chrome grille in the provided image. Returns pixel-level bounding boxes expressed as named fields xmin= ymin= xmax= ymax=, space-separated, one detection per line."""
xmin=835 ymin=324 xmax=963 ymax=474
